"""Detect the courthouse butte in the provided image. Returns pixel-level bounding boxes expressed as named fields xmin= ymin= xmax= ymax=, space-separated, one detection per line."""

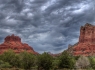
xmin=0 ymin=34 xmax=38 ymax=54
xmin=68 ymin=23 xmax=95 ymax=56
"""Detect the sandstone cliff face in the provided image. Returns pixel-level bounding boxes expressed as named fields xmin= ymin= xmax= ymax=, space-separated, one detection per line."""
xmin=0 ymin=34 xmax=38 ymax=54
xmin=73 ymin=23 xmax=95 ymax=56
xmin=79 ymin=23 xmax=95 ymax=43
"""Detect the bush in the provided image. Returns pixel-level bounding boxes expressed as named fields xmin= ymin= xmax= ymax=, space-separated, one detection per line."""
xmin=52 ymin=58 xmax=59 ymax=70
xmin=0 ymin=49 xmax=15 ymax=66
xmin=89 ymin=57 xmax=95 ymax=69
xmin=0 ymin=60 xmax=12 ymax=68
xmin=37 ymin=52 xmax=53 ymax=70
xmin=75 ymin=56 xmax=90 ymax=69
xmin=58 ymin=51 xmax=75 ymax=69
xmin=19 ymin=51 xmax=36 ymax=69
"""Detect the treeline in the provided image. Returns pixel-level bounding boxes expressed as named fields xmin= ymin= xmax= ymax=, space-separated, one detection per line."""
xmin=0 ymin=50 xmax=95 ymax=70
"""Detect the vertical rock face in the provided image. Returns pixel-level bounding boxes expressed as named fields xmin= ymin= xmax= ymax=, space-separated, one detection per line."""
xmin=0 ymin=34 xmax=38 ymax=54
xmin=79 ymin=23 xmax=95 ymax=43
xmin=73 ymin=23 xmax=95 ymax=56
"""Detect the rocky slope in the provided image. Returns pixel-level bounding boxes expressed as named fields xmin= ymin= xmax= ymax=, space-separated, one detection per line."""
xmin=0 ymin=34 xmax=38 ymax=54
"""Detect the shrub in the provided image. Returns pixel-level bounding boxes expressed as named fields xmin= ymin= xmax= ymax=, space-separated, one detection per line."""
xmin=37 ymin=52 xmax=53 ymax=70
xmin=75 ymin=56 xmax=90 ymax=69
xmin=58 ymin=51 xmax=75 ymax=69
xmin=0 ymin=60 xmax=12 ymax=68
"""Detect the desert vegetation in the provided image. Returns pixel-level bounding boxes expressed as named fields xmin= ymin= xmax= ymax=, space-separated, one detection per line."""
xmin=0 ymin=50 xmax=95 ymax=70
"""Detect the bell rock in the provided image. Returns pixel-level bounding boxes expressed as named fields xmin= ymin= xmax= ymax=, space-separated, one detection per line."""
xmin=0 ymin=34 xmax=38 ymax=54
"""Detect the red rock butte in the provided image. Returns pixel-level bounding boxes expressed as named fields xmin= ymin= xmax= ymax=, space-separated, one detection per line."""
xmin=0 ymin=34 xmax=38 ymax=54
xmin=72 ymin=23 xmax=95 ymax=56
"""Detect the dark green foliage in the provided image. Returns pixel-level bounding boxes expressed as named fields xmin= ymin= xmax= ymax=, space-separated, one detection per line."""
xmin=74 ymin=56 xmax=80 ymax=60
xmin=58 ymin=51 xmax=75 ymax=69
xmin=0 ymin=49 xmax=93 ymax=70
xmin=37 ymin=52 xmax=53 ymax=70
xmin=89 ymin=57 xmax=95 ymax=69
xmin=52 ymin=57 xmax=59 ymax=70
xmin=0 ymin=50 xmax=36 ymax=69
xmin=11 ymin=54 xmax=21 ymax=68
xmin=0 ymin=60 xmax=12 ymax=68
xmin=19 ymin=51 xmax=35 ymax=69
xmin=0 ymin=49 xmax=16 ymax=66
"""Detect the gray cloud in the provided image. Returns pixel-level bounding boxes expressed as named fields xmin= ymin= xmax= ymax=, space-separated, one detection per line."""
xmin=0 ymin=0 xmax=95 ymax=53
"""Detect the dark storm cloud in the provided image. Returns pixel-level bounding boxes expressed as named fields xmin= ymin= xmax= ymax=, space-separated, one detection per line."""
xmin=0 ymin=0 xmax=95 ymax=53
xmin=0 ymin=0 xmax=24 ymax=12
xmin=44 ymin=0 xmax=82 ymax=13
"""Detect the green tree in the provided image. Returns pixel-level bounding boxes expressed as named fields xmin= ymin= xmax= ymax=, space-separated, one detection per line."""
xmin=52 ymin=57 xmax=59 ymax=70
xmin=11 ymin=54 xmax=21 ymax=68
xmin=58 ymin=51 xmax=75 ymax=69
xmin=19 ymin=51 xmax=35 ymax=70
xmin=37 ymin=52 xmax=53 ymax=70
xmin=0 ymin=49 xmax=16 ymax=66
xmin=89 ymin=57 xmax=95 ymax=69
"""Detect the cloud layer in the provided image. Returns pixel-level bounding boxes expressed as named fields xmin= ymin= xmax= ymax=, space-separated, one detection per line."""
xmin=0 ymin=0 xmax=95 ymax=53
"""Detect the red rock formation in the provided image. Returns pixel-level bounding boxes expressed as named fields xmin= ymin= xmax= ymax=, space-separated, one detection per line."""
xmin=73 ymin=23 xmax=95 ymax=56
xmin=0 ymin=34 xmax=38 ymax=54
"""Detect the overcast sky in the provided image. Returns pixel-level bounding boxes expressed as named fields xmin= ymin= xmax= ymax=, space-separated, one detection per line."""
xmin=0 ymin=0 xmax=95 ymax=53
